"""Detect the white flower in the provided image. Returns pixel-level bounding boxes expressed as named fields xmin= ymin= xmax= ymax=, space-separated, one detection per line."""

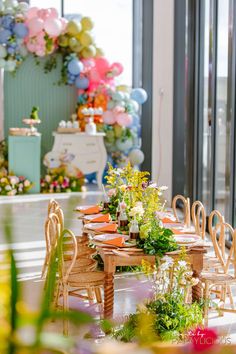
xmin=178 ymin=260 xmax=187 ymax=268
xmin=159 ymin=185 xmax=168 ymax=191
xmin=107 ymin=188 xmax=116 ymax=197
xmin=162 ymin=255 xmax=174 ymax=266
xmin=5 ymin=185 xmax=11 ymax=191
xmin=45 ymin=175 xmax=51 ymax=183
xmin=159 ymin=262 xmax=171 ymax=272
xmin=7 ymin=189 xmax=17 ymax=196
xmin=129 ymin=203 xmax=145 ymax=218
xmin=24 ymin=180 xmax=30 ymax=187
xmin=9 ymin=176 xmax=19 ymax=185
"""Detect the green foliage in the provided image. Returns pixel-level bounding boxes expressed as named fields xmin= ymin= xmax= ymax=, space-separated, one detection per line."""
xmin=147 ymin=293 xmax=203 ymax=340
xmin=114 ymin=293 xmax=203 ymax=343
xmin=114 ymin=314 xmax=138 ymax=342
xmin=137 ymin=219 xmax=178 ymax=257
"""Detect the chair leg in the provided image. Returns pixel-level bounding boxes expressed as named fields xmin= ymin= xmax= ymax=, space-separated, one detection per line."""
xmin=94 ymin=287 xmax=102 ymax=303
xmin=63 ymin=285 xmax=69 ymax=336
xmin=87 ymin=287 xmax=95 ymax=304
xmin=203 ymin=282 xmax=210 ymax=327
xmin=227 ymin=286 xmax=235 ymax=310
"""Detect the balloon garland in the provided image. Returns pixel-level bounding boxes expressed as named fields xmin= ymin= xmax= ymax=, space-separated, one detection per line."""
xmin=0 ymin=0 xmax=147 ymax=168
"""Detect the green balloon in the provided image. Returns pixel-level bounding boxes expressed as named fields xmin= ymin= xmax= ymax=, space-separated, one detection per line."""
xmin=67 ymin=20 xmax=82 ymax=36
xmin=58 ymin=35 xmax=69 ymax=48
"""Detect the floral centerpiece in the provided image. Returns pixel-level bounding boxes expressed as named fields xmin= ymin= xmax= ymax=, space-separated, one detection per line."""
xmin=114 ymin=252 xmax=203 ymax=343
xmin=104 ymin=163 xmax=178 ymax=257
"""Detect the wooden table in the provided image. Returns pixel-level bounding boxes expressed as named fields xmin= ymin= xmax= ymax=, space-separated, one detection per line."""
xmin=97 ymin=246 xmax=206 ymax=318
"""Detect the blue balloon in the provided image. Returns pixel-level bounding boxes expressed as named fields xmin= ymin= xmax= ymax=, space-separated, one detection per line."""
xmin=75 ymin=76 xmax=89 ymax=89
xmin=0 ymin=29 xmax=11 ymax=44
xmin=7 ymin=47 xmax=15 ymax=55
xmin=2 ymin=15 xmax=14 ymax=30
xmin=13 ymin=23 xmax=29 ymax=39
xmin=67 ymin=58 xmax=83 ymax=76
xmin=131 ymin=88 xmax=148 ymax=104
xmin=132 ymin=114 xmax=140 ymax=127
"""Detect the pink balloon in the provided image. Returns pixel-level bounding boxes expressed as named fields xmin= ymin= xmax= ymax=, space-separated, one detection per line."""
xmin=116 ymin=113 xmax=133 ymax=127
xmin=60 ymin=18 xmax=68 ymax=31
xmin=26 ymin=7 xmax=39 ymax=20
xmin=95 ymin=57 xmax=110 ymax=76
xmin=37 ymin=9 xmax=48 ymax=20
xmin=48 ymin=8 xmax=59 ymax=19
xmin=26 ymin=42 xmax=37 ymax=52
xmin=36 ymin=48 xmax=45 ymax=57
xmin=103 ymin=111 xmax=117 ymax=125
xmin=113 ymin=106 xmax=125 ymax=114
xmin=37 ymin=31 xmax=45 ymax=45
xmin=89 ymin=67 xmax=101 ymax=83
xmin=44 ymin=18 xmax=62 ymax=37
xmin=110 ymin=62 xmax=124 ymax=76
xmin=27 ymin=17 xmax=44 ymax=36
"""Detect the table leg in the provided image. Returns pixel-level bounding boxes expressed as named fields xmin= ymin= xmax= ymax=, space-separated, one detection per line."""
xmin=104 ymin=272 xmax=114 ymax=318
xmin=192 ymin=269 xmax=202 ymax=302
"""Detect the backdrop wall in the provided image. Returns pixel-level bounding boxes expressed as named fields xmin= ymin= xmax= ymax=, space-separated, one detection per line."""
xmin=4 ymin=54 xmax=77 ymax=161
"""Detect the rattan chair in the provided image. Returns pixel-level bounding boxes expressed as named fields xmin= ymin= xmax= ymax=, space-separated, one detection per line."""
xmin=191 ymin=201 xmax=206 ymax=239
xmin=200 ymin=223 xmax=236 ymax=326
xmin=172 ymin=194 xmax=191 ymax=228
xmin=57 ymin=228 xmax=105 ymax=335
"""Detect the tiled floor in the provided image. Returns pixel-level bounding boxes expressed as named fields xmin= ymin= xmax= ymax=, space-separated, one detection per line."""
xmin=0 ymin=191 xmax=236 ymax=341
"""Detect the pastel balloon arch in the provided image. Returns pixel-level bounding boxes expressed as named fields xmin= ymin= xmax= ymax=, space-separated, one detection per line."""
xmin=0 ymin=0 xmax=147 ymax=168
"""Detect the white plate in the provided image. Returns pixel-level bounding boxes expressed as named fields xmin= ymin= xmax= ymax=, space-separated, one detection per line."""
xmin=83 ymin=213 xmax=105 ymax=220
xmin=85 ymin=222 xmax=112 ymax=230
xmin=174 ymin=234 xmax=201 ymax=244
xmin=94 ymin=234 xmax=129 ymax=242
xmin=75 ymin=205 xmax=101 ymax=211
xmin=163 ymin=222 xmax=185 ymax=228
xmin=156 ymin=212 xmax=176 ymax=221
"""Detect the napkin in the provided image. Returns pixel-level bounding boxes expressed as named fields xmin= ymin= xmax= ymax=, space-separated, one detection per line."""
xmin=90 ymin=214 xmax=111 ymax=223
xmin=161 ymin=217 xmax=177 ymax=224
xmin=77 ymin=205 xmax=100 ymax=215
xmin=103 ymin=236 xmax=125 ymax=247
xmin=171 ymin=228 xmax=186 ymax=235
xmin=96 ymin=223 xmax=118 ymax=233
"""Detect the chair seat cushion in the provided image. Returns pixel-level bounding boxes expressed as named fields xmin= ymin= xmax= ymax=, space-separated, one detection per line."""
xmin=67 ymin=271 xmax=105 ymax=287
xmin=200 ymin=272 xmax=235 ymax=282
xmin=65 ymin=258 xmax=97 ymax=273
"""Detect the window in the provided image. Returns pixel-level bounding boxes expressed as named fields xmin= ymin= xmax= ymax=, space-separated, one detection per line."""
xmin=174 ymin=0 xmax=236 ymax=229
xmin=63 ymin=0 xmax=133 ymax=85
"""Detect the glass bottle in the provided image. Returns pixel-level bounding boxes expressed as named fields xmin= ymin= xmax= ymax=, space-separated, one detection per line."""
xmin=119 ymin=209 xmax=128 ymax=229
xmin=129 ymin=219 xmax=140 ymax=240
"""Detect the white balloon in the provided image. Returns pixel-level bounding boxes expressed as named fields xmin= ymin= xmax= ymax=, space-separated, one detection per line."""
xmin=0 ymin=45 xmax=7 ymax=59
xmin=17 ymin=2 xmax=29 ymax=12
xmin=0 ymin=59 xmax=6 ymax=68
xmin=19 ymin=45 xmax=28 ymax=57
xmin=128 ymin=149 xmax=144 ymax=166
xmin=5 ymin=60 xmax=16 ymax=72
xmin=5 ymin=7 xmax=14 ymax=14
xmin=5 ymin=0 xmax=18 ymax=8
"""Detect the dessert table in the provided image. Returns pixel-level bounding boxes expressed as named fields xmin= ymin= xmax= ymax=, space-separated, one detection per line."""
xmin=96 ymin=245 xmax=206 ymax=318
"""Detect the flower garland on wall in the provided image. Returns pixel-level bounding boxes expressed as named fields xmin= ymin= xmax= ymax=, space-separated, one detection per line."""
xmin=0 ymin=0 xmax=147 ymax=169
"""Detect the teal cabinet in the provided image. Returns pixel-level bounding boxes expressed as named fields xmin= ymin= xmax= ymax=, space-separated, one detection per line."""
xmin=8 ymin=135 xmax=41 ymax=193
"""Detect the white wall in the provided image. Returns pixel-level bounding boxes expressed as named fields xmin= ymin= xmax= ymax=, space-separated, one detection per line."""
xmin=0 ymin=69 xmax=4 ymax=141
xmin=152 ymin=0 xmax=174 ymax=204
